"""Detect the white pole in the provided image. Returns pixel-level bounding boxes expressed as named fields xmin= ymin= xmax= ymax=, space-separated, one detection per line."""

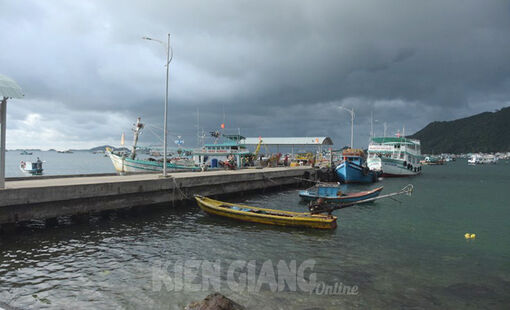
xmin=384 ymin=122 xmax=387 ymax=137
xmin=163 ymin=34 xmax=170 ymax=177
xmin=339 ymin=106 xmax=354 ymax=149
xmin=0 ymin=97 xmax=6 ymax=189
xmin=142 ymin=34 xmax=172 ymax=177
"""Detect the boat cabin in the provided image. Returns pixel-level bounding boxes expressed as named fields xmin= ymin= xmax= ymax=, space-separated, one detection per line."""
xmin=342 ymin=148 xmax=366 ymax=165
xmin=193 ymin=140 xmax=251 ymax=169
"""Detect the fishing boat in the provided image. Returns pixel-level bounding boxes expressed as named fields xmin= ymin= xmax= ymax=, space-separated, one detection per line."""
xmin=335 ymin=149 xmax=379 ymax=183
xmin=106 ymin=118 xmax=202 ymax=173
xmin=20 ymin=150 xmax=33 ymax=155
xmin=192 ymin=134 xmax=252 ymax=169
xmin=299 ymin=185 xmax=383 ymax=203
xmin=20 ymin=159 xmax=43 ymax=175
xmin=367 ymin=137 xmax=422 ymax=177
xmin=194 ymin=195 xmax=337 ymax=229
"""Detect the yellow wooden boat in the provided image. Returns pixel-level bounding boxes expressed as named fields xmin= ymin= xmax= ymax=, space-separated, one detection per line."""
xmin=194 ymin=195 xmax=337 ymax=229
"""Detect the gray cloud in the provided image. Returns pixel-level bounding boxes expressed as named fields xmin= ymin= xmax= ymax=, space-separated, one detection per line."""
xmin=1 ymin=0 xmax=510 ymax=149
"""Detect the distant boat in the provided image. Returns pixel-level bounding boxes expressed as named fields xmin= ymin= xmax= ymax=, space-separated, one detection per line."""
xmin=367 ymin=137 xmax=422 ymax=177
xmin=420 ymin=156 xmax=445 ymax=165
xmin=468 ymin=154 xmax=480 ymax=165
xmin=20 ymin=150 xmax=33 ymax=155
xmin=335 ymin=149 xmax=379 ymax=183
xmin=299 ymin=185 xmax=383 ymax=203
xmin=57 ymin=150 xmax=73 ymax=153
xmin=20 ymin=159 xmax=43 ymax=175
xmin=468 ymin=154 xmax=497 ymax=165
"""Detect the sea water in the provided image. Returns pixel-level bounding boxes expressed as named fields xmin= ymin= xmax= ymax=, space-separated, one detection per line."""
xmin=0 ymin=159 xmax=509 ymax=309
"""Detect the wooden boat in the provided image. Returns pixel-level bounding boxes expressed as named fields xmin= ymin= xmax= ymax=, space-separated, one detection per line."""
xmin=194 ymin=196 xmax=337 ymax=229
xmin=299 ymin=186 xmax=383 ymax=203
xmin=105 ymin=118 xmax=202 ymax=174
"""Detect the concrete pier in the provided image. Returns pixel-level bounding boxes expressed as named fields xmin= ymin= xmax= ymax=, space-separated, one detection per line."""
xmin=0 ymin=167 xmax=315 ymax=225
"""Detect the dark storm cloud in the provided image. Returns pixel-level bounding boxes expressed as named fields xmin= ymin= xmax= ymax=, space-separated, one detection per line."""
xmin=1 ymin=0 xmax=510 ymax=148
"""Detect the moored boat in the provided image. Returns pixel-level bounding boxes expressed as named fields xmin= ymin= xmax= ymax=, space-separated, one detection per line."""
xmin=299 ymin=186 xmax=383 ymax=203
xmin=106 ymin=117 xmax=202 ymax=174
xmin=367 ymin=137 xmax=422 ymax=177
xmin=335 ymin=149 xmax=379 ymax=183
xmin=194 ymin=195 xmax=337 ymax=229
xmin=106 ymin=148 xmax=202 ymax=173
xmin=192 ymin=134 xmax=252 ymax=169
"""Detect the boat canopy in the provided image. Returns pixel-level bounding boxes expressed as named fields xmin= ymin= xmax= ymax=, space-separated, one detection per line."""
xmin=371 ymin=137 xmax=420 ymax=145
xmin=204 ymin=141 xmax=245 ymax=148
xmin=241 ymin=137 xmax=333 ymax=146
xmin=342 ymin=148 xmax=365 ymax=157
xmin=223 ymin=134 xmax=246 ymax=141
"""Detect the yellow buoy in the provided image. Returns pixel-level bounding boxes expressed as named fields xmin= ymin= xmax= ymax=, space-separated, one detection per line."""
xmin=470 ymin=234 xmax=476 ymax=239
xmin=464 ymin=233 xmax=471 ymax=239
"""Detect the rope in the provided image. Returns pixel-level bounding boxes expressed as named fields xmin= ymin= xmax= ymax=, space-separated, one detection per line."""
xmin=172 ymin=177 xmax=191 ymax=200
xmin=310 ymin=184 xmax=415 ymax=214
xmin=262 ymin=174 xmax=278 ymax=184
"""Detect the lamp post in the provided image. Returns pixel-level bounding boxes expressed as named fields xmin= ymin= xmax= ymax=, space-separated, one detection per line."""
xmin=142 ymin=34 xmax=172 ymax=177
xmin=339 ymin=106 xmax=355 ymax=149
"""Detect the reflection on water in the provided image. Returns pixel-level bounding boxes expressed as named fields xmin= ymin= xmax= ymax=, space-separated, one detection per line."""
xmin=1 ymin=160 xmax=510 ymax=309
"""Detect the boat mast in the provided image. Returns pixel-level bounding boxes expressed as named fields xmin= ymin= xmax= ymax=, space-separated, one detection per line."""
xmin=370 ymin=111 xmax=374 ymax=139
xmin=130 ymin=117 xmax=144 ymax=159
xmin=196 ymin=107 xmax=200 ymax=147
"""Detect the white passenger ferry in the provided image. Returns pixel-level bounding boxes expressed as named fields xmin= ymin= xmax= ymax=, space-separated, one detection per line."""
xmin=367 ymin=137 xmax=422 ymax=177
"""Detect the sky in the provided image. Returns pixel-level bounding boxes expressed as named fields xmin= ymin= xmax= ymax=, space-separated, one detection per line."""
xmin=1 ymin=0 xmax=510 ymax=150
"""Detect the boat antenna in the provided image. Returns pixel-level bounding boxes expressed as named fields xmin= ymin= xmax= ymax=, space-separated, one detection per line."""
xmin=196 ymin=107 xmax=200 ymax=147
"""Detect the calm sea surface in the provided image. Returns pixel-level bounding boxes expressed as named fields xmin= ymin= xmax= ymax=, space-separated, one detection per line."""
xmin=1 ymin=155 xmax=510 ymax=309
xmin=6 ymin=151 xmax=115 ymax=177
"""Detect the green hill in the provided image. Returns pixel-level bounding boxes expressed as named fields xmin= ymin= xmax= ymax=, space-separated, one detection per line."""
xmin=409 ymin=107 xmax=510 ymax=154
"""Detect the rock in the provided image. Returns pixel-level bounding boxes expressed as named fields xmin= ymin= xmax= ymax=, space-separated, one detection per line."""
xmin=185 ymin=293 xmax=245 ymax=310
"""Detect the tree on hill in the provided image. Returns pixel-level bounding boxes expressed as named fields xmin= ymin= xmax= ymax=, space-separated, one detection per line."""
xmin=409 ymin=106 xmax=510 ymax=153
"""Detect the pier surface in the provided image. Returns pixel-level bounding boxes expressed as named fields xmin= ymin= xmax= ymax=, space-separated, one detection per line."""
xmin=0 ymin=167 xmax=315 ymax=226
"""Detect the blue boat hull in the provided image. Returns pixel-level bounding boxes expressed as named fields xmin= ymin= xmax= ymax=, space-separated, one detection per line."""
xmin=299 ymin=186 xmax=383 ymax=203
xmin=335 ymin=162 xmax=378 ymax=184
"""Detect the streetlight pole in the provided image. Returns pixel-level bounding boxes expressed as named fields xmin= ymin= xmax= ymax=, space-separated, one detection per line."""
xmin=339 ymin=106 xmax=355 ymax=149
xmin=142 ymin=33 xmax=172 ymax=177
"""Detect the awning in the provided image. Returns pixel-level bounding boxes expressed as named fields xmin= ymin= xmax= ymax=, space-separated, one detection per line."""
xmin=0 ymin=74 xmax=24 ymax=98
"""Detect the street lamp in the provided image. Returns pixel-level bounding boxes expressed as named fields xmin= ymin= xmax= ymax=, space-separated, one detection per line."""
xmin=338 ymin=106 xmax=355 ymax=149
xmin=142 ymin=34 xmax=173 ymax=177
